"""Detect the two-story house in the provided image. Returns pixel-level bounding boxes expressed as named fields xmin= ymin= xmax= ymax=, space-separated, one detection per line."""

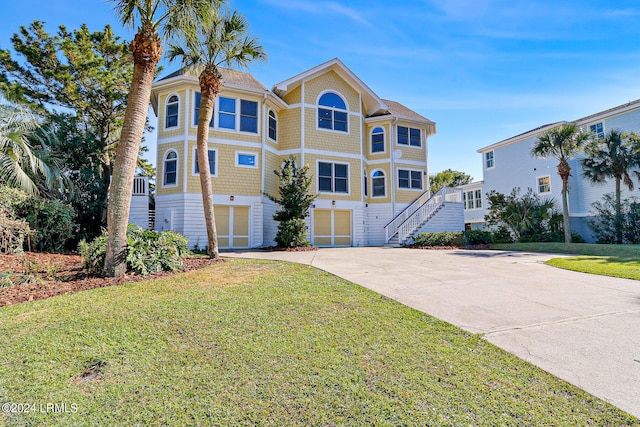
xmin=149 ymin=58 xmax=463 ymax=249
xmin=462 ymin=99 xmax=640 ymax=241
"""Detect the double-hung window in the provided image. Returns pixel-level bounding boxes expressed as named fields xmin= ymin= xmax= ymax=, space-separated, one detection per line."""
xmin=318 ymin=92 xmax=348 ymax=132
xmin=485 ymin=151 xmax=494 ymax=169
xmin=163 ymin=150 xmax=178 ymax=186
xmin=398 ymin=169 xmax=422 ymax=190
xmin=372 ymin=170 xmax=386 ymax=197
xmin=218 ymin=97 xmax=236 ymax=130
xmin=240 ymin=100 xmax=258 ymax=133
xmin=538 ymin=176 xmax=551 ymax=194
xmin=397 ymin=126 xmax=421 ymax=147
xmin=371 ymin=127 xmax=385 ymax=153
xmin=165 ymin=95 xmax=179 ymax=128
xmin=590 ymin=122 xmax=604 ymax=139
xmin=193 ymin=92 xmax=214 ymax=127
xmin=319 ymin=162 xmax=348 ymax=193
xmin=194 ymin=149 xmax=216 ymax=175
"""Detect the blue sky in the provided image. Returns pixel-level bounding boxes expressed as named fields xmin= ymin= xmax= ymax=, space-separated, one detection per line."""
xmin=2 ymin=0 xmax=640 ymax=181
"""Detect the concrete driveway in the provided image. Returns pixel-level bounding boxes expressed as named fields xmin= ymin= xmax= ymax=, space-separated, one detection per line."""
xmin=225 ymin=247 xmax=640 ymax=417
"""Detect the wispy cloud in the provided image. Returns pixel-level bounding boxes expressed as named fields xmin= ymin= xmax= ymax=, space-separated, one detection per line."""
xmin=259 ymin=0 xmax=371 ymax=26
xmin=602 ymin=8 xmax=640 ymax=18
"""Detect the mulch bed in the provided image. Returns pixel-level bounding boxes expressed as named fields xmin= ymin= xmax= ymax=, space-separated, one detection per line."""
xmin=403 ymin=244 xmax=493 ymax=250
xmin=0 ymin=253 xmax=222 ymax=307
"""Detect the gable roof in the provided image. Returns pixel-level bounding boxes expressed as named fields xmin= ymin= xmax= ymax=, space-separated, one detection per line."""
xmin=477 ymin=98 xmax=640 ymax=153
xmin=272 ymin=58 xmax=388 ymax=116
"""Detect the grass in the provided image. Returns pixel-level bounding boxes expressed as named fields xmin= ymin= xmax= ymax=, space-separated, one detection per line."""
xmin=0 ymin=259 xmax=637 ymax=426
xmin=492 ymin=243 xmax=640 ymax=280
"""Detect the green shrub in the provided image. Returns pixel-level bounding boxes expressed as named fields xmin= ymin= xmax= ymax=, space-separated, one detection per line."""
xmin=464 ymin=229 xmax=493 ymax=245
xmin=491 ymin=226 xmax=514 ymax=243
xmin=275 ymin=218 xmax=310 ymax=248
xmin=518 ymin=231 xmax=585 ymax=243
xmin=413 ymin=231 xmax=465 ymax=247
xmin=78 ymin=231 xmax=108 ymax=275
xmin=79 ymin=225 xmax=190 ymax=276
xmin=0 ymin=210 xmax=32 ymax=254
xmin=25 ymin=198 xmax=76 ymax=252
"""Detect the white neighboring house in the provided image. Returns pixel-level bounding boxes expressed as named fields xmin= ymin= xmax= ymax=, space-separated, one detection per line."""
xmin=463 ymin=99 xmax=640 ymax=242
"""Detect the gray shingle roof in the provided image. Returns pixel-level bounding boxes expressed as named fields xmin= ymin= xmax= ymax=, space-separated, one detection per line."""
xmin=382 ymin=99 xmax=432 ymax=122
xmin=158 ymin=66 xmax=267 ymax=91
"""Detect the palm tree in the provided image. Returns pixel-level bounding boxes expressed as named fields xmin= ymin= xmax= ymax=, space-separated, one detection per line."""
xmin=581 ymin=129 xmax=640 ymax=243
xmin=167 ymin=8 xmax=265 ymax=259
xmin=531 ymin=123 xmax=590 ymax=243
xmin=0 ymin=101 xmax=64 ymax=194
xmin=105 ymin=0 xmax=219 ymax=276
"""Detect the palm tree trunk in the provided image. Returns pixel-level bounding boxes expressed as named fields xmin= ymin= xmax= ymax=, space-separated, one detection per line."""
xmin=561 ymin=180 xmax=571 ymax=243
xmin=104 ymin=28 xmax=161 ymax=277
xmin=615 ymin=177 xmax=622 ymax=244
xmin=197 ymin=89 xmax=219 ymax=259
xmin=558 ymin=158 xmax=572 ymax=244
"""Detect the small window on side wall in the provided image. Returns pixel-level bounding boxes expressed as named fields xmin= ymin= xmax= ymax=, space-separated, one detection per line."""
xmin=236 ymin=152 xmax=257 ymax=168
xmin=268 ymin=110 xmax=277 ymax=141
xmin=163 ymin=150 xmax=178 ymax=186
xmin=538 ymin=176 xmax=551 ymax=194
xmin=165 ymin=95 xmax=179 ymax=129
xmin=485 ymin=151 xmax=494 ymax=169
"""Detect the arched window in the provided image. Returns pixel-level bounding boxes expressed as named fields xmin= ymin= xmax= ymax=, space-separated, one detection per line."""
xmin=165 ymin=95 xmax=179 ymax=128
xmin=268 ymin=110 xmax=277 ymax=141
xmin=318 ymin=92 xmax=348 ymax=132
xmin=372 ymin=170 xmax=385 ymax=197
xmin=371 ymin=127 xmax=384 ymax=153
xmin=163 ymin=150 xmax=178 ymax=186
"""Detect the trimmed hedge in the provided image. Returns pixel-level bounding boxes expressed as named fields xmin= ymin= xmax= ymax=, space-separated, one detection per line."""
xmin=413 ymin=232 xmax=465 ymax=247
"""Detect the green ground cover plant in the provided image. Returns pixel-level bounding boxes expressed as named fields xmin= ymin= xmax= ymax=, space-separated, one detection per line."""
xmin=492 ymin=242 xmax=640 ymax=280
xmin=0 ymin=259 xmax=636 ymax=426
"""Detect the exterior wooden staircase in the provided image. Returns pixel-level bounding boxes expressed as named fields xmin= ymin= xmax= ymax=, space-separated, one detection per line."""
xmin=384 ymin=187 xmax=462 ymax=245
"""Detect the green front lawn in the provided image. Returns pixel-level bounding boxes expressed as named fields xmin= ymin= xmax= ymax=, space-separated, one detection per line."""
xmin=0 ymin=259 xmax=636 ymax=426
xmin=492 ymin=243 xmax=640 ymax=280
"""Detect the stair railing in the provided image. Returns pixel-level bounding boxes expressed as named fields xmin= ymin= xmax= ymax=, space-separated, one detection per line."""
xmin=386 ymin=187 xmax=462 ymax=244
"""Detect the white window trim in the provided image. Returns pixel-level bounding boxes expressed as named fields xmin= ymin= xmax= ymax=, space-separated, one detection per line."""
xmin=162 ymin=149 xmax=179 ymax=188
xmin=317 ymin=159 xmax=351 ymax=195
xmin=316 ymin=90 xmax=350 ymax=135
xmin=464 ymin=190 xmax=482 ymax=210
xmin=371 ymin=169 xmax=386 ymax=198
xmin=235 ymin=151 xmax=258 ymax=169
xmin=397 ymin=167 xmax=424 ymax=191
xmin=191 ymin=147 xmax=218 ymax=177
xmin=589 ymin=122 xmax=605 ymax=139
xmin=164 ymin=92 xmax=180 ymax=131
xmin=267 ymin=109 xmax=278 ymax=143
xmin=191 ymin=91 xmax=214 ymax=129
xmin=484 ymin=150 xmax=495 ymax=170
xmin=215 ymin=96 xmax=261 ymax=135
xmin=396 ymin=125 xmax=422 ymax=148
xmin=537 ymin=175 xmax=551 ymax=194
xmin=370 ymin=127 xmax=386 ymax=155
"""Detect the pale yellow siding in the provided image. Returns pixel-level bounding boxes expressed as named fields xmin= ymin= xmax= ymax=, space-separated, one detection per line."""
xmin=367 ymin=163 xmax=392 ymax=204
xmin=184 ymin=141 xmax=261 ymax=196
xmin=304 ymin=71 xmax=360 ymax=114
xmin=365 ymin=123 xmax=391 ymax=160
xmin=278 ymin=108 xmax=301 ymax=151
xmin=304 ymin=108 xmax=361 ymax=154
xmin=157 ymin=89 xmax=188 ymax=140
xmin=157 ymin=142 xmax=184 ymax=196
xmin=282 ymin=85 xmax=301 ymax=105
xmin=305 ymin=153 xmax=361 ymax=201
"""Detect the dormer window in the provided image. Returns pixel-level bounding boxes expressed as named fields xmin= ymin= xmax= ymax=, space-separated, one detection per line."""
xmin=165 ymin=95 xmax=179 ymax=128
xmin=318 ymin=92 xmax=348 ymax=132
